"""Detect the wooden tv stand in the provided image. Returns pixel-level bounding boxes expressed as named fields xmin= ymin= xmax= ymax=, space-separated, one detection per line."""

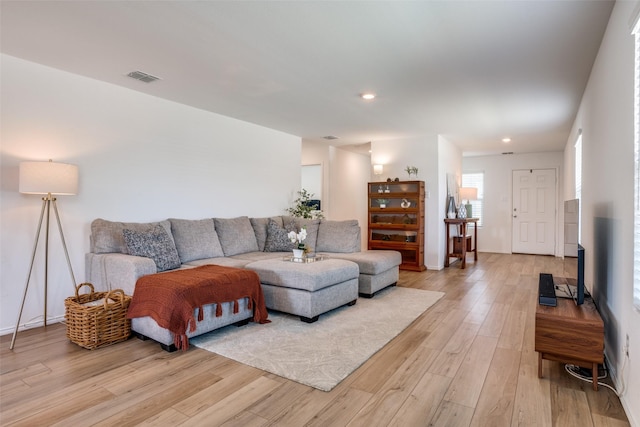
xmin=535 ymin=279 xmax=604 ymax=391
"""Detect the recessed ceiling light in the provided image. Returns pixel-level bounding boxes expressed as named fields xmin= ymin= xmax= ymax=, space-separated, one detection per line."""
xmin=502 ymin=137 xmax=512 ymax=143
xmin=361 ymin=93 xmax=376 ymax=100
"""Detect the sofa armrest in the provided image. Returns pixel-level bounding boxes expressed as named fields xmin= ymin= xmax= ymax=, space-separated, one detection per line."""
xmin=85 ymin=253 xmax=157 ymax=295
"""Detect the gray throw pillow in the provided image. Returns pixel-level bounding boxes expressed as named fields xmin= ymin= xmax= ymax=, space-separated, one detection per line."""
xmin=250 ymin=216 xmax=284 ymax=251
xmin=91 ymin=218 xmax=174 ymax=254
xmin=169 ymin=218 xmax=224 ymax=262
xmin=213 ymin=216 xmax=259 ymax=256
xmin=264 ymin=218 xmax=297 ymax=252
xmin=316 ymin=219 xmax=361 ymax=253
xmin=122 ymin=224 xmax=181 ymax=272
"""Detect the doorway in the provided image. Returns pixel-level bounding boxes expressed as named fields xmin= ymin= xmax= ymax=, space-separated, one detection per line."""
xmin=301 ymin=164 xmax=322 ymax=205
xmin=512 ymin=168 xmax=556 ymax=255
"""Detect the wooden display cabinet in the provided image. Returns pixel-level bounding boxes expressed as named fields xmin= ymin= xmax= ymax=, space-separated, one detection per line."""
xmin=368 ymin=180 xmax=425 ymax=271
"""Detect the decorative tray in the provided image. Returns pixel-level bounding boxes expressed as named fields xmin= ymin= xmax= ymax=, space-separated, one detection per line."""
xmin=282 ymin=255 xmax=325 ymax=263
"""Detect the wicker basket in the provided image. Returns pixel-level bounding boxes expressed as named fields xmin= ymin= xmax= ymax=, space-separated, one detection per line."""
xmin=65 ymin=283 xmax=132 ymax=350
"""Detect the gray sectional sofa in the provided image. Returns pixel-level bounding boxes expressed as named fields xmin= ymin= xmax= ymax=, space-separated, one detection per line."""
xmin=85 ymin=215 xmax=401 ymax=350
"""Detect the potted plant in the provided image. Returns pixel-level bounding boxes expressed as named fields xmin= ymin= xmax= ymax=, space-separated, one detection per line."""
xmin=405 ymin=166 xmax=418 ymax=178
xmin=377 ymin=199 xmax=389 ymax=208
xmin=286 ymin=189 xmax=324 ymax=219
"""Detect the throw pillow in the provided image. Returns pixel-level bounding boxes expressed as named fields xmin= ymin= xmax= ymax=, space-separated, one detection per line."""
xmin=316 ymin=219 xmax=361 ymax=253
xmin=264 ymin=218 xmax=296 ymax=252
xmin=213 ymin=216 xmax=259 ymax=256
xmin=250 ymin=216 xmax=284 ymax=252
xmin=169 ymin=218 xmax=224 ymax=263
xmin=91 ymin=218 xmax=174 ymax=254
xmin=122 ymin=224 xmax=181 ymax=272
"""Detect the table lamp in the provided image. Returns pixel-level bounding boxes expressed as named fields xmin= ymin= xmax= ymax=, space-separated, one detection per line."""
xmin=459 ymin=187 xmax=478 ymax=218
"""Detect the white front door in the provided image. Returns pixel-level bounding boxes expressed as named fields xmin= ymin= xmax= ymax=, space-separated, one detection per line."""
xmin=512 ymin=169 xmax=556 ymax=255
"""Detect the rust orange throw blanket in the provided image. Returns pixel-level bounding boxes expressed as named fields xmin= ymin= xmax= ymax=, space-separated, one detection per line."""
xmin=127 ymin=265 xmax=270 ymax=350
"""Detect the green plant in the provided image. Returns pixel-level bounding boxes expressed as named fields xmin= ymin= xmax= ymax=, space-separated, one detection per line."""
xmin=405 ymin=166 xmax=418 ymax=177
xmin=286 ymin=189 xmax=324 ymax=219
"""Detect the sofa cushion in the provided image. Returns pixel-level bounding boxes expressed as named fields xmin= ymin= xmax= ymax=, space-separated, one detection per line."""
xmin=169 ymin=218 xmax=224 ymax=263
xmin=214 ymin=216 xmax=259 ymax=256
xmin=316 ymin=219 xmax=361 ymax=253
xmin=329 ymin=250 xmax=402 ymax=275
xmin=245 ymin=258 xmax=359 ymax=292
xmin=91 ymin=218 xmax=174 ymax=254
xmin=250 ymin=216 xmax=283 ymax=251
xmin=264 ymin=218 xmax=297 ymax=252
xmin=284 ymin=216 xmax=320 ymax=253
xmin=122 ymin=224 xmax=181 ymax=272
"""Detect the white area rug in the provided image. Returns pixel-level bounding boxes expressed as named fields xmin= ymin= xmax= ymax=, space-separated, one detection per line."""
xmin=191 ymin=286 xmax=444 ymax=391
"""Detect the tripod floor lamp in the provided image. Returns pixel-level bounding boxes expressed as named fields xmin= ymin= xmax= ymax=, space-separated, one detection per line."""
xmin=10 ymin=160 xmax=79 ymax=350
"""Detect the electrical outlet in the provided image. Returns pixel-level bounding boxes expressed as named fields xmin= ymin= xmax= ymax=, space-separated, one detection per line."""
xmin=625 ymin=334 xmax=630 ymax=358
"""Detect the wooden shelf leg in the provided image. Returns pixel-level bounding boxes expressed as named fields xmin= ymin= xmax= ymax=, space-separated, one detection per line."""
xmin=460 ymin=223 xmax=467 ymax=269
xmin=538 ymin=352 xmax=543 ymax=378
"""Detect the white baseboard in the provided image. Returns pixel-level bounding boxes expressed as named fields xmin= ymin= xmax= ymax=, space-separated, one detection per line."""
xmin=604 ymin=348 xmax=637 ymax=427
xmin=0 ymin=315 xmax=65 ymax=337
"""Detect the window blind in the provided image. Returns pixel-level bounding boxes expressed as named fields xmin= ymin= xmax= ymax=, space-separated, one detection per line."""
xmin=462 ymin=172 xmax=484 ymax=226
xmin=634 ymin=28 xmax=640 ymax=310
xmin=575 ymin=133 xmax=583 ymax=243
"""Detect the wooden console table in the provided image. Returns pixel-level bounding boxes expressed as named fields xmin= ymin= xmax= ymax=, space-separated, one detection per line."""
xmin=444 ymin=218 xmax=478 ymax=268
xmin=535 ymin=291 xmax=604 ymax=390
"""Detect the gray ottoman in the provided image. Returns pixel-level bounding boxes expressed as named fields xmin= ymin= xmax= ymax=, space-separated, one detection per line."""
xmin=329 ymin=250 xmax=402 ymax=297
xmin=246 ymin=258 xmax=359 ymax=323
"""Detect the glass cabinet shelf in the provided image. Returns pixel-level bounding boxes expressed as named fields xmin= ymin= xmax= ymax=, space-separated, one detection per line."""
xmin=370 ymin=212 xmax=418 ymax=227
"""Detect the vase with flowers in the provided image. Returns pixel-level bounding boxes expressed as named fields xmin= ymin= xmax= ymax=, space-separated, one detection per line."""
xmin=288 ymin=227 xmax=307 ymax=259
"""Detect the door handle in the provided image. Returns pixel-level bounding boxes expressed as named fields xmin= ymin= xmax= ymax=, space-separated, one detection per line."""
xmin=513 ymin=215 xmax=517 ymax=218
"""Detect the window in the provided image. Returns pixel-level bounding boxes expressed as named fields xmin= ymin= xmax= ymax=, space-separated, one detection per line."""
xmin=462 ymin=172 xmax=484 ymax=226
xmin=634 ymin=22 xmax=640 ymax=310
xmin=575 ymin=132 xmax=583 ymax=242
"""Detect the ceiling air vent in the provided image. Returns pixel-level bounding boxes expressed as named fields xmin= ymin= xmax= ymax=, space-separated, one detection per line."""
xmin=127 ymin=70 xmax=160 ymax=83
xmin=323 ymin=135 xmax=339 ymax=140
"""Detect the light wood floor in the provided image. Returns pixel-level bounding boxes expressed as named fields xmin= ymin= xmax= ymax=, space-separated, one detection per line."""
xmin=0 ymin=253 xmax=630 ymax=426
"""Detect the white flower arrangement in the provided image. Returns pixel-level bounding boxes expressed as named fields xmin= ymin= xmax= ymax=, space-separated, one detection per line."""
xmin=287 ymin=227 xmax=307 ymax=250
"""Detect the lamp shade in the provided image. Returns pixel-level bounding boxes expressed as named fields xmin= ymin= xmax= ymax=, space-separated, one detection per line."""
xmin=373 ymin=164 xmax=383 ymax=175
xmin=19 ymin=161 xmax=78 ymax=195
xmin=459 ymin=187 xmax=477 ymax=201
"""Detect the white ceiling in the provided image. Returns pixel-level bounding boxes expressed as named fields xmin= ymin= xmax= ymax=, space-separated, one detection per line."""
xmin=1 ymin=1 xmax=614 ymax=156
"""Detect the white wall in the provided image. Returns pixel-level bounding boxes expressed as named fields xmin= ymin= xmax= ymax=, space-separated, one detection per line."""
xmin=463 ymin=152 xmax=564 ymax=255
xmin=371 ymin=135 xmax=440 ymax=268
xmin=0 ymin=54 xmax=301 ymax=335
xmin=301 ymin=142 xmax=370 ymax=250
xmin=565 ymin=2 xmax=639 ymax=423
xmin=328 ymin=147 xmax=370 ymax=249
xmin=438 ymin=136 xmax=462 ymax=269
xmin=301 ymin=140 xmax=331 ymax=214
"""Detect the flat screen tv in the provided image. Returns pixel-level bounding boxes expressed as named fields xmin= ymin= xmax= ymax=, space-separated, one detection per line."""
xmin=576 ymin=244 xmax=585 ymax=304
xmin=568 ymin=244 xmax=585 ymax=305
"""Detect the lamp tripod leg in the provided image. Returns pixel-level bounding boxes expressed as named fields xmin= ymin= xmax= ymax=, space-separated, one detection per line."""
xmin=10 ymin=199 xmax=48 ymax=350
xmin=52 ymin=198 xmax=77 ymax=289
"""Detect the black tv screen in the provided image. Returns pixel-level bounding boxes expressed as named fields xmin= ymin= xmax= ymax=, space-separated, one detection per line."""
xmin=575 ymin=244 xmax=585 ymax=305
